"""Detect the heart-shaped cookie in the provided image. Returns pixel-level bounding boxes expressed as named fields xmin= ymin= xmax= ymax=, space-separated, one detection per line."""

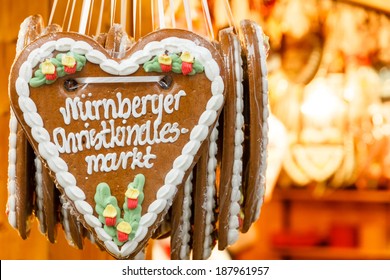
xmin=9 ymin=28 xmax=225 ymax=259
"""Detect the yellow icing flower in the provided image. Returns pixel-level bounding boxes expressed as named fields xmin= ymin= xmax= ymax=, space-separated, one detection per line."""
xmin=103 ymin=204 xmax=117 ymax=218
xmin=62 ymin=54 xmax=77 ymax=74
xmin=117 ymin=221 xmax=132 ymax=242
xmin=103 ymin=204 xmax=117 ymax=226
xmin=158 ymin=54 xmax=172 ymax=65
xmin=117 ymin=221 xmax=132 ymax=234
xmin=125 ymin=188 xmax=140 ymax=199
xmin=62 ymin=54 xmax=76 ymax=67
xmin=180 ymin=52 xmax=194 ymax=75
xmin=158 ymin=54 xmax=173 ymax=72
xmin=180 ymin=51 xmax=194 ymax=63
xmin=41 ymin=59 xmax=56 ymax=75
xmin=126 ymin=188 xmax=140 ymax=210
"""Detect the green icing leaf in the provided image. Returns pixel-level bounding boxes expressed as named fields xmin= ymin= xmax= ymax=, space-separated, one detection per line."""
xmin=94 ymin=183 xmax=111 ymax=204
xmin=56 ymin=67 xmax=66 ymax=78
xmin=35 ymin=69 xmax=43 ymax=77
xmin=171 ymin=54 xmax=180 ymax=63
xmin=95 ymin=204 xmax=104 ymax=214
xmin=50 ymin=57 xmax=61 ymax=67
xmin=188 ymin=69 xmax=196 ymax=76
xmin=193 ymin=60 xmax=204 ymax=73
xmin=76 ymin=61 xmax=84 ymax=71
xmin=105 ymin=196 xmax=119 ymax=206
xmin=73 ymin=52 xmax=87 ymax=65
xmin=172 ymin=62 xmax=182 ymax=74
xmin=94 ymin=182 xmax=121 ymax=228
xmin=30 ymin=68 xmax=46 ymax=87
xmin=143 ymin=56 xmax=162 ymax=73
xmin=171 ymin=55 xmax=182 ymax=74
xmin=29 ymin=76 xmax=46 ymax=88
xmin=133 ymin=174 xmax=146 ymax=192
xmin=55 ymin=53 xmax=65 ymax=61
xmin=104 ymin=224 xmax=117 ymax=237
xmin=114 ymin=238 xmax=124 ymax=246
xmin=123 ymin=174 xmax=145 ymax=238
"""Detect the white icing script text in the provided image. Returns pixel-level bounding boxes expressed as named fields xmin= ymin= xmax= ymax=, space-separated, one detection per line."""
xmin=53 ymin=91 xmax=188 ymax=174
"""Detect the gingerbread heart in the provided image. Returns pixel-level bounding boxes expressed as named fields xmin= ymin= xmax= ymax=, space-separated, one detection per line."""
xmin=9 ymin=29 xmax=225 ymax=259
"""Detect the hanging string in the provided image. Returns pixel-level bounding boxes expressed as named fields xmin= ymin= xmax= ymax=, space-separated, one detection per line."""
xmin=87 ymin=0 xmax=95 ymax=34
xmin=169 ymin=0 xmax=176 ymax=28
xmin=121 ymin=0 xmax=127 ymax=32
xmin=183 ymin=0 xmax=193 ymax=31
xmin=151 ymin=0 xmax=155 ymax=31
xmin=79 ymin=0 xmax=92 ymax=34
xmin=62 ymin=0 xmax=71 ymax=29
xmin=48 ymin=0 xmax=59 ymax=25
xmin=68 ymin=0 xmax=77 ymax=31
xmin=201 ymin=0 xmax=214 ymax=39
xmin=223 ymin=0 xmax=237 ymax=33
xmin=138 ymin=0 xmax=142 ymax=37
xmin=157 ymin=0 xmax=166 ymax=29
xmin=111 ymin=0 xmax=117 ymax=27
xmin=95 ymin=0 xmax=105 ymax=35
xmin=133 ymin=0 xmax=137 ymax=38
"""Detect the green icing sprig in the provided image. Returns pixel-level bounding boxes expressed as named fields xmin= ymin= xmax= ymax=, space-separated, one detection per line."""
xmin=29 ymin=52 xmax=86 ymax=88
xmin=143 ymin=52 xmax=204 ymax=75
xmin=123 ymin=174 xmax=145 ymax=239
xmin=94 ymin=174 xmax=145 ymax=246
xmin=94 ymin=183 xmax=123 ymax=245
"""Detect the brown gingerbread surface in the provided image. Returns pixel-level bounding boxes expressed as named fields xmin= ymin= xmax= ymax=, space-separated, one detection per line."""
xmin=9 ymin=28 xmax=225 ymax=259
xmin=217 ymin=27 xmax=243 ymax=249
xmin=240 ymin=20 xmax=269 ymax=232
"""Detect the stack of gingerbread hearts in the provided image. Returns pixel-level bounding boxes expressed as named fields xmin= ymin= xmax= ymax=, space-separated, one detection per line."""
xmin=7 ymin=11 xmax=269 ymax=260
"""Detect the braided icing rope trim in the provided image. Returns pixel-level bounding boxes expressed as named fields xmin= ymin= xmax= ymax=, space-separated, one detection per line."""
xmin=252 ymin=24 xmax=270 ymax=221
xmin=227 ymin=36 xmax=245 ymax=245
xmin=15 ymin=36 xmax=224 ymax=258
xmin=202 ymin=122 xmax=219 ymax=259
xmin=7 ymin=110 xmax=18 ymax=228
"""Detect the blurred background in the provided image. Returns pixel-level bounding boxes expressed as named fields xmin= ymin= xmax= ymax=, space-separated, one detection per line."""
xmin=1 ymin=0 xmax=390 ymax=260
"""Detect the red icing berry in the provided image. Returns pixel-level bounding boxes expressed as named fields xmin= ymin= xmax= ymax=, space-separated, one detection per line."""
xmin=181 ymin=62 xmax=193 ymax=75
xmin=127 ymin=198 xmax=138 ymax=210
xmin=64 ymin=64 xmax=77 ymax=74
xmin=105 ymin=216 xmax=116 ymax=227
xmin=160 ymin=63 xmax=172 ymax=73
xmin=117 ymin=231 xmax=129 ymax=243
xmin=45 ymin=72 xmax=57 ymax=81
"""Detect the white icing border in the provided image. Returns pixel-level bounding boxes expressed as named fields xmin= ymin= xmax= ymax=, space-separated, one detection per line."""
xmin=7 ymin=17 xmax=30 ymax=229
xmin=34 ymin=158 xmax=45 ymax=234
xmin=227 ymin=36 xmax=245 ymax=245
xmin=60 ymin=195 xmax=75 ymax=246
xmin=179 ymin=172 xmax=193 ymax=260
xmin=202 ymin=122 xmax=219 ymax=259
xmin=252 ymin=24 xmax=269 ymax=221
xmin=7 ymin=110 xmax=18 ymax=228
xmin=14 ymin=36 xmax=224 ymax=258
